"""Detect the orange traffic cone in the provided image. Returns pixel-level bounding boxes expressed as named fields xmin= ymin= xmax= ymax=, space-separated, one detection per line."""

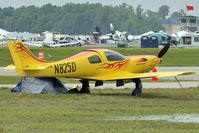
xmin=38 ymin=51 xmax=45 ymax=60
xmin=152 ymin=68 xmax=158 ymax=82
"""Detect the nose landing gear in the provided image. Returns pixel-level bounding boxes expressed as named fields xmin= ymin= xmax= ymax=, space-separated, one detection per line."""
xmin=132 ymin=78 xmax=142 ymax=96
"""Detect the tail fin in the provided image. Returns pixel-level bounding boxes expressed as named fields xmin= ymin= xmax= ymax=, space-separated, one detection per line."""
xmin=110 ymin=23 xmax=115 ymax=34
xmin=7 ymin=41 xmax=46 ymax=76
xmin=95 ymin=26 xmax=102 ymax=36
xmin=95 ymin=26 xmax=101 ymax=33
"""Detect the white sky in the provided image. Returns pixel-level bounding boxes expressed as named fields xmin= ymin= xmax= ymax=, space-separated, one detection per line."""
xmin=0 ymin=0 xmax=198 ymax=16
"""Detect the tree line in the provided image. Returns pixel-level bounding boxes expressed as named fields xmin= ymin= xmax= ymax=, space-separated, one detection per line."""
xmin=0 ymin=3 xmax=185 ymax=35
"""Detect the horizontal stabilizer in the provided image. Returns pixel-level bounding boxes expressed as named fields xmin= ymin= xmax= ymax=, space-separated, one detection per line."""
xmin=4 ymin=64 xmax=15 ymax=69
xmin=23 ymin=65 xmax=50 ymax=71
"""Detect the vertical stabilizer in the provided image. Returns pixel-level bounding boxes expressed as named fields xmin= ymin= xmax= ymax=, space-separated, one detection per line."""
xmin=7 ymin=41 xmax=45 ymax=76
xmin=110 ymin=23 xmax=115 ymax=34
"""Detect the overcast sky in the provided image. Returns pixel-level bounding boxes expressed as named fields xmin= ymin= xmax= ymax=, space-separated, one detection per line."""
xmin=0 ymin=0 xmax=198 ymax=16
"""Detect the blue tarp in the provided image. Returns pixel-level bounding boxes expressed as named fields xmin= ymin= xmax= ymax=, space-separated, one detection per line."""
xmin=11 ymin=77 xmax=68 ymax=94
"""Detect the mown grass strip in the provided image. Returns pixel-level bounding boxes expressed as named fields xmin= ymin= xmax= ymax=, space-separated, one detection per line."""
xmin=0 ymin=88 xmax=199 ymax=133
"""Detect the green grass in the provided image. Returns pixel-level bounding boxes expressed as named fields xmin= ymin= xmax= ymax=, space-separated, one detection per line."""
xmin=0 ymin=88 xmax=199 ymax=133
xmin=1 ymin=47 xmax=199 ymax=66
xmin=0 ymin=76 xmax=22 ymax=84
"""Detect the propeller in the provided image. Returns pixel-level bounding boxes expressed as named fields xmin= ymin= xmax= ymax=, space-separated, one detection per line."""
xmin=157 ymin=43 xmax=171 ymax=58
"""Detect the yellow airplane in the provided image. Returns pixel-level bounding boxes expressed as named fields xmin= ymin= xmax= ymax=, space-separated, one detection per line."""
xmin=8 ymin=41 xmax=194 ymax=96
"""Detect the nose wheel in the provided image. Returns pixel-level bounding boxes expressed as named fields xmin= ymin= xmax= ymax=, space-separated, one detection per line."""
xmin=132 ymin=79 xmax=142 ymax=96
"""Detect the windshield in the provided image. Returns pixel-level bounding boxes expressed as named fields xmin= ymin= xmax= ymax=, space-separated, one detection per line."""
xmin=104 ymin=50 xmax=126 ymax=61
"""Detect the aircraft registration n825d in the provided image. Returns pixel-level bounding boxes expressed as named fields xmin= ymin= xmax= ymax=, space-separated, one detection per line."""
xmin=8 ymin=41 xmax=194 ymax=96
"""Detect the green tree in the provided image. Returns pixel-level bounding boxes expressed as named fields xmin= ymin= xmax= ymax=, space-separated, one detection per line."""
xmin=0 ymin=3 xmax=173 ymax=35
xmin=158 ymin=5 xmax=170 ymax=21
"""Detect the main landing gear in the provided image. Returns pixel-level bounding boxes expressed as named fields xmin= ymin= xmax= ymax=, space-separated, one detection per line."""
xmin=68 ymin=79 xmax=143 ymax=96
xmin=67 ymin=79 xmax=90 ymax=94
xmin=131 ymin=78 xmax=142 ymax=96
xmin=79 ymin=80 xmax=90 ymax=94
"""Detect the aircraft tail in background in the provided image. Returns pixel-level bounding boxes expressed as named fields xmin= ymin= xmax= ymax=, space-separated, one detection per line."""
xmin=110 ymin=23 xmax=115 ymax=34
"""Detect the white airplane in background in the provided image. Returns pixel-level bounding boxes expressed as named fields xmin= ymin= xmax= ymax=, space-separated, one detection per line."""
xmin=95 ymin=23 xmax=156 ymax=44
xmin=43 ymin=32 xmax=84 ymax=48
xmin=109 ymin=23 xmax=154 ymax=42
xmin=0 ymin=28 xmax=43 ymax=47
xmin=109 ymin=23 xmax=128 ymax=41
xmin=97 ymin=23 xmax=129 ymax=42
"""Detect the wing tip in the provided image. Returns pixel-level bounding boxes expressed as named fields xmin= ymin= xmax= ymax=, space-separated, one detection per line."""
xmin=180 ymin=71 xmax=195 ymax=75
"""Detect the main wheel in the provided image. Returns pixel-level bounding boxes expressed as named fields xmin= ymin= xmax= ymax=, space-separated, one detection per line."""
xmin=132 ymin=88 xmax=142 ymax=96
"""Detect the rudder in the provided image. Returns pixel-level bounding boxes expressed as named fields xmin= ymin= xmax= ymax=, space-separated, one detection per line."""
xmin=7 ymin=41 xmax=45 ymax=76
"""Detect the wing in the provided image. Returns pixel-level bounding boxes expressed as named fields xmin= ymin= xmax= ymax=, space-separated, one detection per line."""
xmin=83 ymin=71 xmax=195 ymax=81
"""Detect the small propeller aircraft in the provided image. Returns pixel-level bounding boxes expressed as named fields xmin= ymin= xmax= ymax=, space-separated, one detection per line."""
xmin=8 ymin=41 xmax=194 ymax=96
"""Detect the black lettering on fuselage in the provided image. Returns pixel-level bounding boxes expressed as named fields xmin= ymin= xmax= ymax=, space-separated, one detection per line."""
xmin=72 ymin=62 xmax=76 ymax=72
xmin=54 ymin=64 xmax=60 ymax=74
xmin=54 ymin=62 xmax=76 ymax=74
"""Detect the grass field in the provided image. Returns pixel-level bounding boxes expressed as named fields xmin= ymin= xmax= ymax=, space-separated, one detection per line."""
xmin=1 ymin=47 xmax=199 ymax=66
xmin=0 ymin=88 xmax=199 ymax=133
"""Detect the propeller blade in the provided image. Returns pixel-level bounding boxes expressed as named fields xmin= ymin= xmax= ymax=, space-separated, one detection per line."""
xmin=157 ymin=43 xmax=171 ymax=58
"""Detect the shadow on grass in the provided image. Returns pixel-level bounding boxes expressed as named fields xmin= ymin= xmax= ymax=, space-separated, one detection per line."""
xmin=95 ymin=93 xmax=192 ymax=100
xmin=91 ymin=89 xmax=197 ymax=100
xmin=140 ymin=91 xmax=195 ymax=100
xmin=94 ymin=92 xmax=132 ymax=97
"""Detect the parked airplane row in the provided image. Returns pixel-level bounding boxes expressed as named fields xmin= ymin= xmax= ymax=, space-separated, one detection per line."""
xmin=25 ymin=31 xmax=86 ymax=48
xmin=1 ymin=23 xmax=199 ymax=48
xmin=0 ymin=29 xmax=90 ymax=47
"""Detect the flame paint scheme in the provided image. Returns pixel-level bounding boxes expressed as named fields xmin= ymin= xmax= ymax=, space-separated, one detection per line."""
xmin=7 ymin=41 xmax=194 ymax=96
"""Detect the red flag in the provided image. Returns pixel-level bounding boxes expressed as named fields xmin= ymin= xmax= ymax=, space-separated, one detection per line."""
xmin=186 ymin=5 xmax=194 ymax=10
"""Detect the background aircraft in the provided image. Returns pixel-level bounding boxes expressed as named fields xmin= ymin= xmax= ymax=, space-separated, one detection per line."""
xmin=95 ymin=23 xmax=156 ymax=44
xmin=93 ymin=23 xmax=132 ymax=44
xmin=8 ymin=41 xmax=194 ymax=96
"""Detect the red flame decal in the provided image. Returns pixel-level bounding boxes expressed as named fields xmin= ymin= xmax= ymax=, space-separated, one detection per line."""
xmin=15 ymin=43 xmax=33 ymax=59
xmin=15 ymin=42 xmax=48 ymax=62
xmin=98 ymin=60 xmax=129 ymax=71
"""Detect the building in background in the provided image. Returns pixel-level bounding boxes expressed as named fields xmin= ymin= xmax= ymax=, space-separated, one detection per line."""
xmin=163 ymin=15 xmax=199 ymax=34
xmin=179 ymin=15 xmax=199 ymax=32
xmin=162 ymin=19 xmax=181 ymax=34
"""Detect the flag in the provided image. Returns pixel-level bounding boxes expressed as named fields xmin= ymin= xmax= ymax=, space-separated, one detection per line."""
xmin=186 ymin=5 xmax=194 ymax=10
